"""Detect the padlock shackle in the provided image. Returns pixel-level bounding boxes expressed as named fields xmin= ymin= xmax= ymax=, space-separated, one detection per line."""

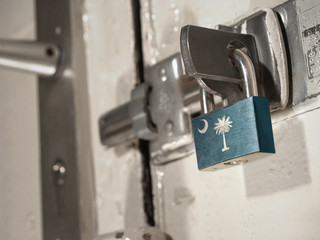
xmin=228 ymin=47 xmax=258 ymax=98
xmin=200 ymin=88 xmax=214 ymax=114
xmin=198 ymin=46 xmax=259 ymax=115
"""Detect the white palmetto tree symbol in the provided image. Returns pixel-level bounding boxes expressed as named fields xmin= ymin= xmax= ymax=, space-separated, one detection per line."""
xmin=214 ymin=115 xmax=233 ymax=152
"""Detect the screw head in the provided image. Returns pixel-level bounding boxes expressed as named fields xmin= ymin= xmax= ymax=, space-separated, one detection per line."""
xmin=164 ymin=120 xmax=174 ymax=136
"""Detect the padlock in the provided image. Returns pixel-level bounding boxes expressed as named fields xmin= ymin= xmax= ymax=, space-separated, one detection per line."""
xmin=191 ymin=42 xmax=275 ymax=171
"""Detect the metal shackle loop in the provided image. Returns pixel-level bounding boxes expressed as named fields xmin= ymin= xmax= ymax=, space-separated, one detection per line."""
xmin=227 ymin=45 xmax=258 ymax=98
xmin=197 ymin=43 xmax=259 ymax=115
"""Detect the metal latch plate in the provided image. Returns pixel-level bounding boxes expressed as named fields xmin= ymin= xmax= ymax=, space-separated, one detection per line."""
xmin=146 ymin=54 xmax=195 ymax=164
xmin=218 ymin=8 xmax=289 ymax=111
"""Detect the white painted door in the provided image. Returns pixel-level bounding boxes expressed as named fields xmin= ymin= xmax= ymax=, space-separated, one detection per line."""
xmin=139 ymin=0 xmax=320 ymax=239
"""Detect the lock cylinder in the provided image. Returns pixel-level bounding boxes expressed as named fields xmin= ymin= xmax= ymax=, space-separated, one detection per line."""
xmin=227 ymin=42 xmax=259 ymax=98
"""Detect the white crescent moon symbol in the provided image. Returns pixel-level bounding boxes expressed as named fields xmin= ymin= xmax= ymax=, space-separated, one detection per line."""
xmin=198 ymin=119 xmax=208 ymax=134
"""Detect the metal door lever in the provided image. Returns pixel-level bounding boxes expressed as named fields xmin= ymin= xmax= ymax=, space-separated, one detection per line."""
xmin=0 ymin=40 xmax=60 ymax=77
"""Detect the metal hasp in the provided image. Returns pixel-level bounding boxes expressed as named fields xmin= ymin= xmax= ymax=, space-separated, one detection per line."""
xmin=274 ymin=0 xmax=320 ymax=106
xmin=221 ymin=8 xmax=289 ymax=111
xmin=99 ymin=53 xmax=200 ymax=164
xmin=0 ymin=40 xmax=60 ymax=77
xmin=36 ymin=0 xmax=94 ymax=239
xmin=100 ymin=8 xmax=290 ymax=166
xmin=180 ymin=8 xmax=289 ymax=112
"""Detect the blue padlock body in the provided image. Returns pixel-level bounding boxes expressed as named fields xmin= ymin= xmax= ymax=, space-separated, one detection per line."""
xmin=192 ymin=97 xmax=275 ymax=170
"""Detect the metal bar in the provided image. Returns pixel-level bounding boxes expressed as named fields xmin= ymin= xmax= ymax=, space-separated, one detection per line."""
xmin=181 ymin=76 xmax=201 ymax=115
xmin=99 ymin=102 xmax=135 ymax=147
xmin=0 ymin=40 xmax=60 ymax=77
xmin=180 ymin=76 xmax=200 ymax=110
xmin=36 ymin=0 xmax=95 ymax=239
xmin=200 ymin=88 xmax=214 ymax=114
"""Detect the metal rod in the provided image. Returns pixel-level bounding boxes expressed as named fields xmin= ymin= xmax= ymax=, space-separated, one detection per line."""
xmin=200 ymin=88 xmax=214 ymax=114
xmin=180 ymin=76 xmax=201 ymax=114
xmin=228 ymin=47 xmax=258 ymax=97
xmin=99 ymin=102 xmax=136 ymax=147
xmin=0 ymin=40 xmax=60 ymax=77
